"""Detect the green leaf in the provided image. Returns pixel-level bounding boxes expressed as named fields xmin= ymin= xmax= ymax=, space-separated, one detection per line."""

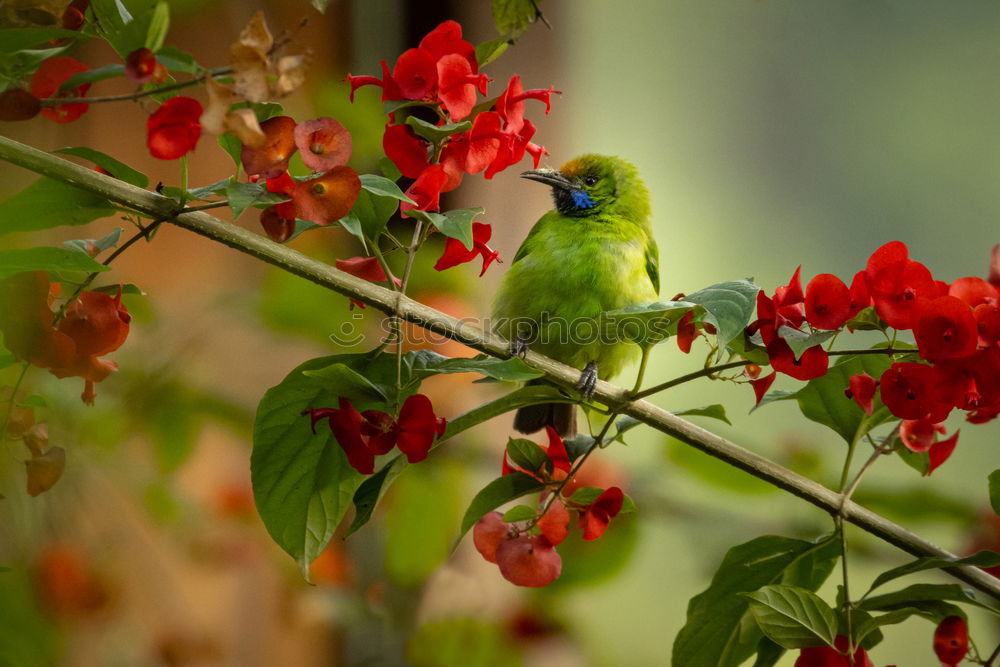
xmin=612 ymin=415 xmax=642 ymax=444
xmin=506 ymin=438 xmax=549 ymax=475
xmin=684 ymin=279 xmax=761 ymax=357
xmin=62 ymin=227 xmax=122 ymax=255
xmin=145 ymin=1 xmax=170 ymax=51
xmin=989 ymin=470 xmax=1000 ymax=516
xmin=491 ymin=0 xmax=539 ymax=40
xmin=359 ymin=173 xmax=414 ymax=203
xmin=853 ymin=608 xmax=925 ymax=649
xmin=91 ymin=0 xmax=146 ymax=57
xmin=251 ymin=354 xmax=373 ymax=578
xmin=435 ymin=207 xmax=484 ymax=250
xmin=57 ymin=64 xmax=126 ymax=93
xmin=338 ymin=188 xmax=398 ymax=243
xmin=186 ymin=177 xmax=230 ymax=200
xmin=865 ymin=551 xmax=1000 ymax=597
xmin=0 ymin=28 xmax=84 ymax=52
xmin=54 ymin=147 xmax=149 ymax=188
xmin=218 ymin=133 xmax=242 ymax=168
xmin=776 ymin=326 xmax=837 ymax=361
xmin=674 ymin=404 xmax=731 ymax=425
xmin=301 ymin=361 xmax=389 ymax=402
xmin=154 ymin=45 xmax=199 ymax=73
xmin=794 ymin=352 xmax=895 ymax=445
xmin=751 ymin=637 xmax=785 ymax=667
xmin=225 ymin=180 xmax=269 ymax=220
xmin=475 ymin=38 xmax=510 ymax=67
xmin=502 ymin=504 xmax=538 ymax=522
xmin=0 ymin=247 xmax=108 ymax=280
xmin=742 ymin=585 xmax=838 ymax=649
xmin=750 ymin=389 xmax=798 ymax=412
xmin=896 ymin=444 xmax=929 ymax=475
xmin=858 ymin=583 xmax=997 ymax=619
xmin=347 ymin=456 xmax=405 ymax=536
xmin=845 ymin=306 xmax=886 ymax=332
xmin=417 ymin=354 xmax=544 ymax=382
xmin=0 ymin=178 xmax=115 ymax=235
xmin=600 ymin=300 xmax=697 ymax=348
xmin=405 ymin=116 xmax=472 ymax=143
xmin=379 ymin=157 xmax=402 ymax=182
xmin=440 ymin=384 xmax=573 ymax=442
xmin=673 ymin=534 xmax=837 ymax=667
xmin=457 ymin=472 xmax=546 ymax=541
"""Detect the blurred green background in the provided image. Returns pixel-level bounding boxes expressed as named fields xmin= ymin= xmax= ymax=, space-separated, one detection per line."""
xmin=1 ymin=1 xmax=999 ymax=665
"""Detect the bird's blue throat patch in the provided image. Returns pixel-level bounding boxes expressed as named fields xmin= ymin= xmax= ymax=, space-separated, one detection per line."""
xmin=571 ymin=190 xmax=595 ymax=210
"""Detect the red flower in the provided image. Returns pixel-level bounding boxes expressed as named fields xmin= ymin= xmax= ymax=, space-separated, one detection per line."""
xmin=147 ymin=97 xmax=203 ymax=160
xmin=766 ymin=339 xmax=829 ymax=381
xmin=537 ymin=499 xmax=570 ymax=546
xmin=259 ymin=206 xmax=295 ymax=243
xmin=292 ymin=165 xmax=362 ymax=225
xmin=50 ymin=290 xmax=131 ymax=404
xmin=30 ymin=56 xmax=90 ymax=123
xmin=294 ymin=117 xmax=352 ymax=172
xmin=879 ymin=362 xmax=947 ymax=421
xmin=578 ymin=486 xmax=624 ymax=541
xmin=914 ymin=295 xmax=978 ymax=361
xmin=392 ymin=47 xmax=438 ymax=99
xmin=495 ymin=75 xmax=559 ymax=134
xmin=400 ymin=164 xmax=449 ymax=217
xmin=865 ymin=241 xmax=940 ymax=329
xmin=805 ymin=273 xmax=852 ymax=330
xmin=418 ymin=20 xmax=477 ymax=72
xmin=748 ymin=267 xmax=806 ymax=345
xmin=495 ymin=534 xmax=562 ymax=587
xmin=949 ymin=276 xmax=998 ymax=308
xmin=974 ymin=303 xmax=1000 ymax=348
xmin=676 ymin=311 xmax=697 ymax=353
xmin=502 ymin=425 xmax=571 ymax=480
xmin=927 ymin=430 xmax=960 ymax=475
xmin=989 ymin=244 xmax=1000 ymax=288
xmin=304 ymin=394 xmax=444 ymax=474
xmin=436 ymin=53 xmax=489 ymax=121
xmin=473 ymin=511 xmax=511 ymax=563
xmin=433 ymin=222 xmax=501 ymax=276
xmin=845 ymin=372 xmax=878 ymax=415
xmin=463 ymin=111 xmax=504 ymax=175
xmin=794 ymin=636 xmax=873 ymax=667
xmin=383 ymin=124 xmax=430 ymax=179
xmin=933 ymin=616 xmax=969 ymax=666
xmin=241 ymin=115 xmax=297 ymax=178
xmin=750 ymin=371 xmax=777 ymax=406
xmin=899 ymin=416 xmax=946 ymax=453
xmin=124 ymin=48 xmax=158 ymax=83
xmin=346 ymin=60 xmax=403 ymax=103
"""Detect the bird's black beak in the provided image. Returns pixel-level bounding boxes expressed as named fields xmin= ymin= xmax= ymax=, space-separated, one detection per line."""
xmin=520 ymin=168 xmax=576 ymax=191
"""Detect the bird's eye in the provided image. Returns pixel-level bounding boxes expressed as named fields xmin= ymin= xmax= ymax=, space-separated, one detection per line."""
xmin=583 ymin=175 xmax=598 ymax=187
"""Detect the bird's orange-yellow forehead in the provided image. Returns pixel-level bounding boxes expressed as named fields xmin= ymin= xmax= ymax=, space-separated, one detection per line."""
xmin=559 ymin=158 xmax=585 ymax=178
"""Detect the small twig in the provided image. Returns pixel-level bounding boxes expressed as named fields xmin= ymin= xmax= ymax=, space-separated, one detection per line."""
xmin=41 ymin=67 xmax=232 ymax=106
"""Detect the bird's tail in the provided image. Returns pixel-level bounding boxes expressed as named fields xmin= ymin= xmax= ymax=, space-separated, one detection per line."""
xmin=514 ymin=395 xmax=576 ymax=438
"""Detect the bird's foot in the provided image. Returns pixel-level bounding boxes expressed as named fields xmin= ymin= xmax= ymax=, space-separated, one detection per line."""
xmin=576 ymin=361 xmax=598 ymax=400
xmin=510 ymin=332 xmax=530 ymax=359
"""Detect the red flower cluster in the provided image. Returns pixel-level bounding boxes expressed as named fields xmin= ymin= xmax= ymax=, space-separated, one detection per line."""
xmin=0 ymin=272 xmax=131 ymax=404
xmin=475 ymin=427 xmax=626 ymax=586
xmin=347 ymin=20 xmax=556 ymax=222
xmin=747 ymin=242 xmax=1000 ymax=472
xmin=304 ymin=394 xmax=445 ymax=475
xmin=242 ymin=116 xmax=361 ymax=238
xmin=147 ymin=96 xmax=203 ymax=160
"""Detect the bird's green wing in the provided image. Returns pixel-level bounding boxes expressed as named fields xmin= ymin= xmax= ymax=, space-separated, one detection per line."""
xmin=645 ymin=235 xmax=660 ymax=295
xmin=511 ymin=216 xmax=550 ymax=264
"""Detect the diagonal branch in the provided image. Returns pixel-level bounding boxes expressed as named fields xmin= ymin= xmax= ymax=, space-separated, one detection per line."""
xmin=2 ymin=134 xmax=998 ymax=601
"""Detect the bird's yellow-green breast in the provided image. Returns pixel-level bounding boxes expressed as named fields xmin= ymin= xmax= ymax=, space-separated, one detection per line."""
xmin=492 ymin=154 xmax=659 ymax=379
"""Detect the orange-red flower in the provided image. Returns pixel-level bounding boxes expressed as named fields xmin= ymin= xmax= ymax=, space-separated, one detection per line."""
xmin=147 ymin=97 xmax=203 ymax=160
xmin=30 ymin=56 xmax=90 ymax=123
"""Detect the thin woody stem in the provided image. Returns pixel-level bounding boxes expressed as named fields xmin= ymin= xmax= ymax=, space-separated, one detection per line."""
xmin=3 ymin=135 xmax=1000 ymax=602
xmin=41 ymin=67 xmax=232 ymax=106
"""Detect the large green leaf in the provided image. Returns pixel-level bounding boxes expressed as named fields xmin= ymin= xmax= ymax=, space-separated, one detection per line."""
xmin=0 ymin=178 xmax=115 ymax=235
xmin=405 ymin=116 xmax=472 ymax=143
xmin=412 ymin=207 xmax=484 ymax=250
xmin=491 ymin=0 xmax=540 ymax=39
xmin=251 ymin=354 xmax=377 ymax=578
xmin=684 ymin=280 xmax=761 ymax=355
xmin=0 ymin=28 xmax=84 ymax=52
xmin=673 ymin=534 xmax=839 ymax=667
xmin=0 ymin=247 xmax=108 ymax=279
xmin=742 ymin=585 xmax=838 ymax=649
xmin=794 ymin=353 xmax=895 ymax=445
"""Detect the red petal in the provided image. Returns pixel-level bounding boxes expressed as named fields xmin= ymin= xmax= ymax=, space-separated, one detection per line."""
xmin=30 ymin=56 xmax=90 ymax=123
xmin=927 ymin=430 xmax=960 ymax=475
xmin=383 ymin=124 xmax=430 ymax=179
xmin=241 ymin=115 xmax=297 ymax=178
xmin=294 ymin=117 xmax=352 ymax=172
xmin=933 ymin=616 xmax=969 ymax=666
xmin=914 ymin=296 xmax=978 ymax=362
xmin=805 ymin=274 xmax=852 ymax=330
xmin=544 ymin=425 xmax=571 ymax=474
xmin=750 ymin=372 xmax=777 ymax=406
xmin=400 ymin=165 xmax=448 ymax=217
xmin=537 ymin=500 xmax=570 ymax=546
xmin=393 ymin=47 xmax=437 ymax=99
xmin=418 ymin=20 xmax=477 ymax=72
xmin=395 ymin=394 xmax=439 ymax=463
xmin=293 ymin=165 xmax=362 ymax=225
xmin=336 ymin=256 xmax=388 ymax=282
xmin=767 ymin=339 xmax=829 ymax=381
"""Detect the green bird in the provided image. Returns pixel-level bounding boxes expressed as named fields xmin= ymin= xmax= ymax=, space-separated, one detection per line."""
xmin=492 ymin=154 xmax=659 ymax=437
